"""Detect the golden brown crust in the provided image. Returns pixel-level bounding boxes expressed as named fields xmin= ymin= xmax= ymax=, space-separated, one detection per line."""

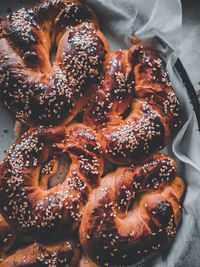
xmin=0 ymin=239 xmax=79 ymax=267
xmin=0 ymin=0 xmax=110 ymax=126
xmin=84 ymin=44 xmax=182 ymax=164
xmin=0 ymin=123 xmax=103 ymax=240
xmin=0 ymin=2 xmax=184 ymax=266
xmin=79 ymin=154 xmax=185 ymax=266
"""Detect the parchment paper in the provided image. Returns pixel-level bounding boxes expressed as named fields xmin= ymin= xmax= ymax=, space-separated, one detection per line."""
xmin=0 ymin=0 xmax=200 ymax=266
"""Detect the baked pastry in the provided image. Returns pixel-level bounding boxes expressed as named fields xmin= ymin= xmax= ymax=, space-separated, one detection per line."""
xmin=0 ymin=1 xmax=184 ymax=266
xmin=0 ymin=214 xmax=15 ymax=258
xmin=0 ymin=240 xmax=79 ymax=266
xmin=79 ymin=154 xmax=185 ymax=266
xmin=0 ymin=0 xmax=110 ymax=126
xmin=0 ymin=123 xmax=103 ymax=240
xmin=84 ymin=44 xmax=182 ymax=164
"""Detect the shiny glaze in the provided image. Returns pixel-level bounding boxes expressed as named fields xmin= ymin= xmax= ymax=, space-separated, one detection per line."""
xmin=0 ymin=123 xmax=103 ymax=240
xmin=80 ymin=154 xmax=185 ymax=266
xmin=84 ymin=44 xmax=182 ymax=164
xmin=0 ymin=239 xmax=79 ymax=267
xmin=0 ymin=0 xmax=110 ymax=126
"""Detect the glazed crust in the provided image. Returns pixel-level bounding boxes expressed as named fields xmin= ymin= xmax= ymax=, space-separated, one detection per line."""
xmin=0 ymin=123 xmax=103 ymax=240
xmin=79 ymin=154 xmax=185 ymax=266
xmin=84 ymin=44 xmax=182 ymax=164
xmin=0 ymin=0 xmax=110 ymax=126
xmin=0 ymin=1 xmax=184 ymax=266
xmin=0 ymin=239 xmax=79 ymax=267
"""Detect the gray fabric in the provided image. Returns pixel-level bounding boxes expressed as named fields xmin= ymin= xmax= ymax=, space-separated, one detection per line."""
xmin=0 ymin=0 xmax=200 ymax=266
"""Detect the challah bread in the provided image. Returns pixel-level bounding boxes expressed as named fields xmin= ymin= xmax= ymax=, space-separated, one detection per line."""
xmin=0 ymin=1 xmax=185 ymax=266
xmin=0 ymin=0 xmax=110 ymax=126
xmin=84 ymin=44 xmax=182 ymax=164
xmin=0 ymin=123 xmax=103 ymax=240
xmin=80 ymin=154 xmax=185 ymax=266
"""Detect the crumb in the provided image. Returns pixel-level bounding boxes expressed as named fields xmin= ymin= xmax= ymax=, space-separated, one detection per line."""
xmin=4 ymin=150 xmax=7 ymax=153
xmin=3 ymin=129 xmax=8 ymax=133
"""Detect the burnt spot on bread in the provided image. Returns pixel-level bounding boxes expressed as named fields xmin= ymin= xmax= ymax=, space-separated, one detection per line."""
xmin=24 ymin=51 xmax=39 ymax=66
xmin=157 ymin=201 xmax=171 ymax=218
xmin=156 ymin=201 xmax=177 ymax=237
xmin=5 ymin=8 xmax=38 ymax=50
xmin=55 ymin=3 xmax=94 ymax=29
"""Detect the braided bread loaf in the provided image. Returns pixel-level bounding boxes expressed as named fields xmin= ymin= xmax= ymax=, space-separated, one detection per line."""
xmin=84 ymin=44 xmax=182 ymax=164
xmin=80 ymin=154 xmax=185 ymax=266
xmin=0 ymin=0 xmax=110 ymax=126
xmin=0 ymin=1 xmax=185 ymax=266
xmin=0 ymin=123 xmax=103 ymax=240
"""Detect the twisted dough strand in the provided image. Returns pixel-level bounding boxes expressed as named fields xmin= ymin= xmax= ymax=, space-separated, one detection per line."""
xmin=84 ymin=44 xmax=182 ymax=164
xmin=80 ymin=154 xmax=185 ymax=266
xmin=0 ymin=239 xmax=79 ymax=267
